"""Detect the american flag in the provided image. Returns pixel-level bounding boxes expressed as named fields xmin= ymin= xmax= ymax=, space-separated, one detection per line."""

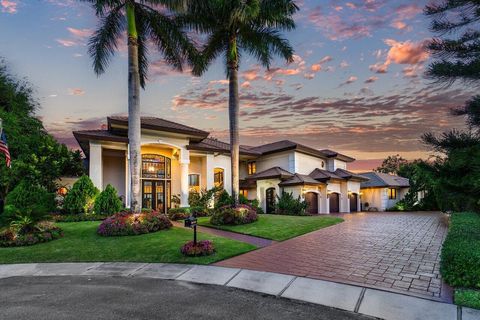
xmin=0 ymin=128 xmax=11 ymax=168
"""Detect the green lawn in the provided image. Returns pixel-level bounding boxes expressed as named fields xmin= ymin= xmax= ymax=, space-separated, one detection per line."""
xmin=198 ymin=214 xmax=343 ymax=241
xmin=0 ymin=222 xmax=256 ymax=265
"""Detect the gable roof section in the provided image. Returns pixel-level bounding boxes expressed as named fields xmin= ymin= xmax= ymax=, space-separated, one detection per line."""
xmin=359 ymin=172 xmax=410 ymax=188
xmin=279 ymin=173 xmax=325 ymax=186
xmin=187 ymin=138 xmax=261 ymax=156
xmin=248 ymin=140 xmax=355 ymax=162
xmin=246 ymin=166 xmax=294 ymax=180
xmin=108 ymin=116 xmax=209 ymax=139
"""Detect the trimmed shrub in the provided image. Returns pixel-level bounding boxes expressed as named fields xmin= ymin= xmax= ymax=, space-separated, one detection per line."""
xmin=51 ymin=213 xmax=109 ymax=222
xmin=94 ymin=184 xmax=123 ymax=214
xmin=189 ymin=187 xmax=221 ymax=209
xmin=276 ymin=192 xmax=308 ymax=216
xmin=440 ymin=212 xmax=480 ymax=289
xmin=210 ymin=204 xmax=258 ymax=225
xmin=181 ymin=240 xmax=215 ymax=257
xmin=63 ymin=175 xmax=99 ymax=214
xmin=0 ymin=221 xmax=63 ymax=247
xmin=168 ymin=207 xmax=191 ymax=221
xmin=215 ymin=190 xmax=233 ymax=208
xmin=97 ymin=211 xmax=172 ymax=236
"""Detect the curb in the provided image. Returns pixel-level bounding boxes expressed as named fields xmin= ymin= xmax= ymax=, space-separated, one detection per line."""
xmin=0 ymin=263 xmax=477 ymax=320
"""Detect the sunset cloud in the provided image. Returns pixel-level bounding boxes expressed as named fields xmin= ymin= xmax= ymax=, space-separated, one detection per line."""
xmin=1 ymin=0 xmax=17 ymax=13
xmin=68 ymin=88 xmax=85 ymax=96
xmin=341 ymin=75 xmax=358 ymax=86
xmin=365 ymin=76 xmax=379 ymax=83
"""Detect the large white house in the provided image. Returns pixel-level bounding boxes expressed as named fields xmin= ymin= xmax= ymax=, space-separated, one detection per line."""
xmin=73 ymin=116 xmax=403 ymax=214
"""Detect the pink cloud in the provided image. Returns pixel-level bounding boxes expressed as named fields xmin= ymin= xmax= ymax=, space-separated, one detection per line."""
xmin=365 ymin=76 xmax=379 ymax=83
xmin=1 ymin=0 xmax=17 ymax=13
xmin=67 ymin=27 xmax=93 ymax=38
xmin=56 ymin=39 xmax=79 ymax=47
xmin=68 ymin=88 xmax=85 ymax=96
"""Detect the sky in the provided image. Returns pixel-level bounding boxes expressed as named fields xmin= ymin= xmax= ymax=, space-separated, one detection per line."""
xmin=0 ymin=0 xmax=475 ymax=171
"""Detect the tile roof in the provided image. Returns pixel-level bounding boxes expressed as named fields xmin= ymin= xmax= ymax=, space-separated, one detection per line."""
xmin=108 ymin=116 xmax=209 ymax=138
xmin=334 ymin=168 xmax=370 ymax=181
xmin=246 ymin=167 xmax=294 ymax=180
xmin=309 ymin=168 xmax=345 ymax=181
xmin=359 ymin=172 xmax=410 ymax=188
xmin=187 ymin=138 xmax=261 ymax=156
xmin=279 ymin=173 xmax=324 ymax=186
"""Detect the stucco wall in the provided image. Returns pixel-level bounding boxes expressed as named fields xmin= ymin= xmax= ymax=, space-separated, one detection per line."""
xmin=211 ymin=154 xmax=232 ymax=195
xmin=361 ymin=188 xmax=387 ymax=211
xmin=257 ymin=179 xmax=281 ymax=212
xmin=256 ymin=151 xmax=294 ymax=173
xmin=294 ymin=152 xmax=326 ymax=174
xmin=102 ymin=149 xmax=126 ymax=201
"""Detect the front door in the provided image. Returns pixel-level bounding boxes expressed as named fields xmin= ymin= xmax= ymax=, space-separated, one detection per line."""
xmin=349 ymin=193 xmax=358 ymax=212
xmin=266 ymin=188 xmax=276 ymax=214
xmin=305 ymin=192 xmax=318 ymax=214
xmin=142 ymin=180 xmax=166 ymax=213
xmin=329 ymin=192 xmax=340 ymax=213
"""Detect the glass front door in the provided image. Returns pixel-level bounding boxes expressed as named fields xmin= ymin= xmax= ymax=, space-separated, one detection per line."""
xmin=142 ymin=180 xmax=168 ymax=213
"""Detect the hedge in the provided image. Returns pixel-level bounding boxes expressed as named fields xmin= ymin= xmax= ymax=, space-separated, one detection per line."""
xmin=440 ymin=212 xmax=480 ymax=288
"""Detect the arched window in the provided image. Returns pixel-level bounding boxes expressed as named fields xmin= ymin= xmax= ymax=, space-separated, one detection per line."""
xmin=142 ymin=154 xmax=171 ymax=179
xmin=214 ymin=168 xmax=224 ymax=188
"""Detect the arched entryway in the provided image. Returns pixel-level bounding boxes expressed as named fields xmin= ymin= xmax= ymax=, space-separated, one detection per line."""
xmin=329 ymin=192 xmax=340 ymax=213
xmin=305 ymin=192 xmax=319 ymax=214
xmin=349 ymin=193 xmax=358 ymax=212
xmin=266 ymin=187 xmax=276 ymax=214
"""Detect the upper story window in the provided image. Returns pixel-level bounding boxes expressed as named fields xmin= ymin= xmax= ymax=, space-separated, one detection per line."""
xmin=388 ymin=188 xmax=397 ymax=200
xmin=142 ymin=154 xmax=171 ymax=179
xmin=247 ymin=161 xmax=256 ymax=175
xmin=214 ymin=168 xmax=224 ymax=188
xmin=189 ymin=174 xmax=200 ymax=192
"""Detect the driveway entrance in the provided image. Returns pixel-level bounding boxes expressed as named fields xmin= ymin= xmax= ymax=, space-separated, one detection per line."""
xmin=216 ymin=212 xmax=450 ymax=301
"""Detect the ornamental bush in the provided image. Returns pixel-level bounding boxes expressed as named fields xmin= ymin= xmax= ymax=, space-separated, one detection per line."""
xmin=94 ymin=184 xmax=123 ymax=214
xmin=63 ymin=175 xmax=99 ymax=214
xmin=97 ymin=211 xmax=172 ymax=236
xmin=181 ymin=240 xmax=215 ymax=257
xmin=0 ymin=221 xmax=63 ymax=247
xmin=440 ymin=212 xmax=480 ymax=289
xmin=210 ymin=204 xmax=258 ymax=225
xmin=168 ymin=207 xmax=191 ymax=221
xmin=275 ymin=192 xmax=308 ymax=216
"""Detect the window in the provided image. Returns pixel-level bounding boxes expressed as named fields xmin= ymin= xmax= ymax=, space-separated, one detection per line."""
xmin=240 ymin=189 xmax=248 ymax=197
xmin=247 ymin=161 xmax=256 ymax=175
xmin=214 ymin=168 xmax=224 ymax=188
xmin=142 ymin=154 xmax=171 ymax=179
xmin=388 ymin=188 xmax=397 ymax=200
xmin=189 ymin=174 xmax=200 ymax=192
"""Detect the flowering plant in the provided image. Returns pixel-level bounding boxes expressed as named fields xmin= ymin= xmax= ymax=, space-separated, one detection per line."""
xmin=0 ymin=221 xmax=63 ymax=247
xmin=210 ymin=204 xmax=258 ymax=225
xmin=180 ymin=240 xmax=215 ymax=257
xmin=97 ymin=210 xmax=172 ymax=236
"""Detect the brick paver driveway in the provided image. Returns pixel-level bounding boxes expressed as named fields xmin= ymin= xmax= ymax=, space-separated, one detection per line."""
xmin=216 ymin=212 xmax=451 ymax=302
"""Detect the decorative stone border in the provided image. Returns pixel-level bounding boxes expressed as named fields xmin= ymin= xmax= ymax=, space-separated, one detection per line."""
xmin=0 ymin=263 xmax=477 ymax=320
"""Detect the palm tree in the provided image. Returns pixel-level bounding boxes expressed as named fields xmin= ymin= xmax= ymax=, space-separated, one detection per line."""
xmin=83 ymin=0 xmax=196 ymax=212
xmin=180 ymin=0 xmax=298 ymax=205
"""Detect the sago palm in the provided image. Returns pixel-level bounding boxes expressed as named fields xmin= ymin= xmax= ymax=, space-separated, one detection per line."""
xmin=82 ymin=0 xmax=197 ymax=212
xmin=180 ymin=0 xmax=298 ymax=205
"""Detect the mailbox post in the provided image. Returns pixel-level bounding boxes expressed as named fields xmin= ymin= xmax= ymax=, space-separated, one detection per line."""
xmin=184 ymin=215 xmax=198 ymax=245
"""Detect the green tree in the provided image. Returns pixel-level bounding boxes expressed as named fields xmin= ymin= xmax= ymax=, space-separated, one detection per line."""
xmin=0 ymin=61 xmax=84 ymax=211
xmin=94 ymin=184 xmax=123 ymax=214
xmin=181 ymin=0 xmax=298 ymax=205
xmin=83 ymin=0 xmax=197 ymax=212
xmin=375 ymin=154 xmax=409 ymax=174
xmin=63 ymin=175 xmax=99 ymax=214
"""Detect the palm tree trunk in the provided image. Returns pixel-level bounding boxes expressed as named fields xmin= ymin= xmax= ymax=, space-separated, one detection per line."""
xmin=228 ymin=60 xmax=240 ymax=206
xmin=127 ymin=3 xmax=142 ymax=213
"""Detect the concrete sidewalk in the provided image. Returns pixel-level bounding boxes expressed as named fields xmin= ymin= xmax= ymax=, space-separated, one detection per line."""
xmin=1 ymin=263 xmax=477 ymax=320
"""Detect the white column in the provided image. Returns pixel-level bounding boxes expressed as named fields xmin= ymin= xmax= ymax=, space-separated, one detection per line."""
xmin=125 ymin=148 xmax=131 ymax=208
xmin=180 ymin=148 xmax=190 ymax=207
xmin=205 ymin=154 xmax=214 ymax=190
xmin=89 ymin=142 xmax=103 ymax=190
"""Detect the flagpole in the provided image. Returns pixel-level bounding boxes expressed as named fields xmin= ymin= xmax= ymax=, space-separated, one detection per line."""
xmin=0 ymin=118 xmax=3 ymax=136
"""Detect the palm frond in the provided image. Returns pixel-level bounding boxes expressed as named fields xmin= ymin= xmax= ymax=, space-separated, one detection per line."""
xmin=87 ymin=4 xmax=125 ymax=76
xmin=258 ymin=0 xmax=299 ymax=30
xmin=192 ymin=30 xmax=228 ymax=76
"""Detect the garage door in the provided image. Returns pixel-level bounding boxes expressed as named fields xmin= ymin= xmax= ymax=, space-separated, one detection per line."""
xmin=329 ymin=193 xmax=339 ymax=213
xmin=305 ymin=192 xmax=318 ymax=214
xmin=350 ymin=193 xmax=358 ymax=212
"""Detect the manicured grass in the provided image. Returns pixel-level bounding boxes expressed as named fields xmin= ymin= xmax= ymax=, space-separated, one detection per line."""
xmin=455 ymin=289 xmax=480 ymax=310
xmin=0 ymin=222 xmax=256 ymax=265
xmin=197 ymin=214 xmax=343 ymax=241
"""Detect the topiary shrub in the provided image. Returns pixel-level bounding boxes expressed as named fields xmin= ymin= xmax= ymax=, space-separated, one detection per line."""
xmin=63 ymin=175 xmax=99 ymax=214
xmin=210 ymin=204 xmax=258 ymax=225
xmin=181 ymin=240 xmax=215 ymax=257
xmin=2 ymin=181 xmax=55 ymax=226
xmin=97 ymin=210 xmax=172 ymax=236
xmin=94 ymin=184 xmax=123 ymax=214
xmin=276 ymin=192 xmax=308 ymax=215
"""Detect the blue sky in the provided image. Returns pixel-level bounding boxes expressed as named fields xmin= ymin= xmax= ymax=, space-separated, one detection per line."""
xmin=0 ymin=0 xmax=474 ymax=170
